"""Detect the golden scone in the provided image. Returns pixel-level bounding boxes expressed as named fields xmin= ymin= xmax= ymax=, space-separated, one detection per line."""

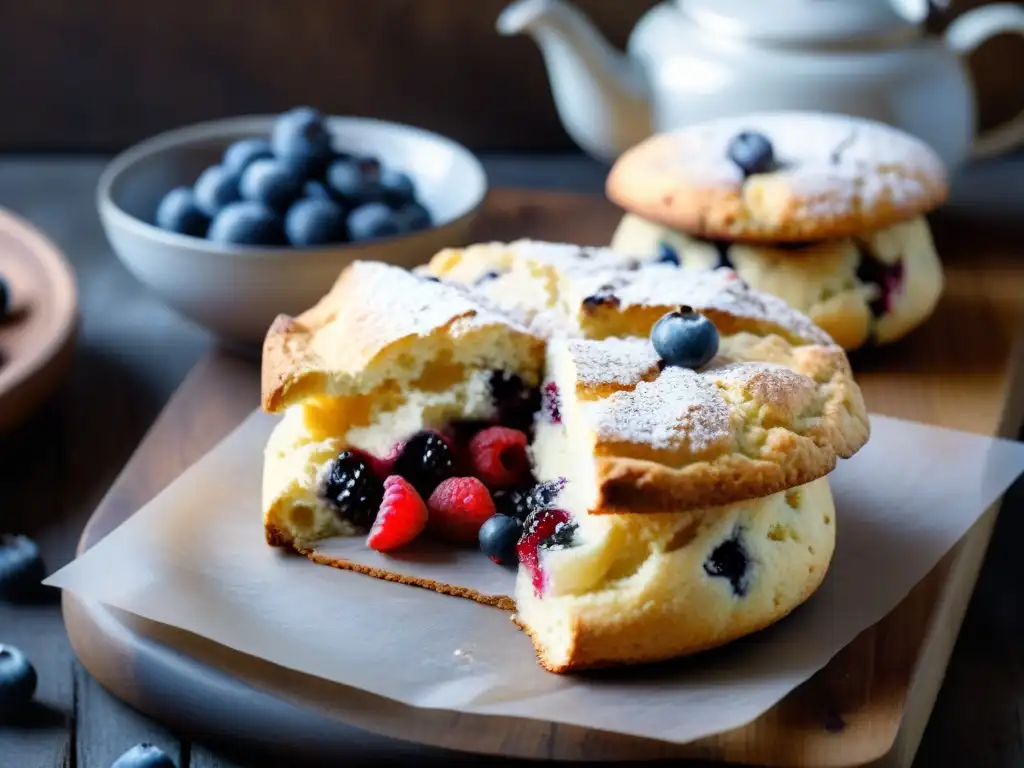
xmin=514 ymin=477 xmax=835 ymax=672
xmin=261 ymin=260 xmax=545 ymax=548
xmin=260 ymin=244 xmax=871 ymax=673
xmin=606 ymin=111 xmax=948 ymax=242
xmin=606 ymin=112 xmax=949 ymax=349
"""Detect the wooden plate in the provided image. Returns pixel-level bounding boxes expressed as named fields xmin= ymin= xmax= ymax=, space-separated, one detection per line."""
xmin=64 ymin=191 xmax=1024 ymax=767
xmin=0 ymin=208 xmax=77 ymax=431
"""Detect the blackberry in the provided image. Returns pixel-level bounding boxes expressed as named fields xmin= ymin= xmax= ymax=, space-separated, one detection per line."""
xmin=703 ymin=530 xmax=750 ymax=596
xmin=493 ymin=478 xmax=565 ymax=522
xmin=392 ymin=431 xmax=455 ymax=496
xmin=321 ymin=451 xmax=383 ymax=528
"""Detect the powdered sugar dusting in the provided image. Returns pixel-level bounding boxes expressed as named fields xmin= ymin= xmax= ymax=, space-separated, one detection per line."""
xmin=588 ymin=367 xmax=731 ymax=453
xmin=647 ymin=112 xmax=947 ymax=216
xmin=311 ymin=261 xmax=531 ymax=358
xmin=505 ymin=239 xmax=646 ymax=274
xmin=568 ymin=337 xmax=662 ymax=388
xmin=570 ymin=264 xmax=832 ymax=344
xmin=711 ymin=362 xmax=816 ymax=409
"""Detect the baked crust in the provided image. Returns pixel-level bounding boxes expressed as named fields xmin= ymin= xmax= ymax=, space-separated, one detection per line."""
xmin=606 ymin=112 xmax=948 ymax=243
xmin=262 ymin=260 xmax=544 ymax=414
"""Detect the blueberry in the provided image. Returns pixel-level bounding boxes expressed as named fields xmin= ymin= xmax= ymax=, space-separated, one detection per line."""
xmin=650 ymin=306 xmax=719 ymax=369
xmin=0 ymin=534 xmax=45 ymax=601
xmin=347 ymin=202 xmax=403 ymax=242
xmin=727 ymin=131 xmax=776 ymax=177
xmin=478 ymin=514 xmax=523 ymax=566
xmin=656 ymin=241 xmax=680 ymax=266
xmin=0 ymin=275 xmax=11 ymax=319
xmin=208 ymin=202 xmax=284 ymax=246
xmin=0 ymin=645 xmax=36 ymax=719
xmin=326 ymin=158 xmax=386 ymax=208
xmin=380 ymin=169 xmax=416 ymax=208
xmin=393 ymin=432 xmax=455 ymax=497
xmin=393 ymin=201 xmax=432 ymax=233
xmin=154 ymin=187 xmax=209 ymax=237
xmin=110 ymin=743 xmax=177 ymax=768
xmin=192 ymin=165 xmax=241 ymax=217
xmin=222 ymin=138 xmax=273 ymax=175
xmin=285 ymin=199 xmax=348 ymax=246
xmin=271 ymin=107 xmax=333 ymax=177
xmin=239 ymin=158 xmax=304 ymax=211
xmin=302 ymin=180 xmax=335 ymax=202
xmin=322 ymin=451 xmax=384 ymax=528
xmin=703 ymin=531 xmax=750 ymax=596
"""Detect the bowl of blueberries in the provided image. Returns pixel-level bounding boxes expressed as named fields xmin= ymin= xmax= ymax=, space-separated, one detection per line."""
xmin=97 ymin=107 xmax=487 ymax=345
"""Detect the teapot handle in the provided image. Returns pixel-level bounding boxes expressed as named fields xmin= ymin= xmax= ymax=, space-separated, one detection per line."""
xmin=945 ymin=3 xmax=1024 ymax=160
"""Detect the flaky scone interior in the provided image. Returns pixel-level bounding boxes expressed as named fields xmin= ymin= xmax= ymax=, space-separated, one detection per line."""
xmin=261 ymin=261 xmax=545 ymax=548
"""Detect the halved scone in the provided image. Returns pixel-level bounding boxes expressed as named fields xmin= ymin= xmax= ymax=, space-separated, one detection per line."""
xmin=533 ymin=334 xmax=866 ymax=514
xmin=514 ymin=477 xmax=835 ymax=672
xmin=261 ymin=260 xmax=545 ymax=548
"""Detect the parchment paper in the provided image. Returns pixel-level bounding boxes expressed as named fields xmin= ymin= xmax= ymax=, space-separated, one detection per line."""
xmin=47 ymin=411 xmax=1024 ymax=745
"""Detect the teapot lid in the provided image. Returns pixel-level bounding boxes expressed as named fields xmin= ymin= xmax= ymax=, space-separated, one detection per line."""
xmin=678 ymin=0 xmax=919 ymax=44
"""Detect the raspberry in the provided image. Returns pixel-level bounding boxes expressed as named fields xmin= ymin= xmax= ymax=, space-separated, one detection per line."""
xmin=366 ymin=476 xmax=428 ymax=552
xmin=468 ymin=426 xmax=531 ymax=490
xmin=427 ymin=477 xmax=496 ymax=543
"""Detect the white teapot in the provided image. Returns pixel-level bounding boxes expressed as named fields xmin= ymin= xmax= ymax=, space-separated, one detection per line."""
xmin=497 ymin=0 xmax=1024 ymax=169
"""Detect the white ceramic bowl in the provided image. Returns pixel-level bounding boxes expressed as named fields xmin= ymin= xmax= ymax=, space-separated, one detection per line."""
xmin=97 ymin=115 xmax=487 ymax=345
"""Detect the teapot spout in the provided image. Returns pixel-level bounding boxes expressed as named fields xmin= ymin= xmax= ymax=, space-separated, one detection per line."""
xmin=497 ymin=0 xmax=652 ymax=163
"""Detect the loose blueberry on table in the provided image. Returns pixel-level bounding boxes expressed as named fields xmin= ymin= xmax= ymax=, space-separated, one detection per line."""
xmin=0 ymin=274 xmax=12 ymax=321
xmin=152 ymin=106 xmax=433 ymax=246
xmin=651 ymin=306 xmax=720 ymax=370
xmin=0 ymin=644 xmax=37 ymax=719
xmin=0 ymin=533 xmax=46 ymax=601
xmin=110 ymin=743 xmax=177 ymax=768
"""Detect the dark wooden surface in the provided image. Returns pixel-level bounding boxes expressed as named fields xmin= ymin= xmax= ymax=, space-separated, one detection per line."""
xmin=0 ymin=168 xmax=1022 ymax=767
xmin=0 ymin=0 xmax=1018 ymax=153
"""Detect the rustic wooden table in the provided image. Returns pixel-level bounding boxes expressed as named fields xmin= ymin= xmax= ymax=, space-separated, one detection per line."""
xmin=1 ymin=157 xmax=1023 ymax=768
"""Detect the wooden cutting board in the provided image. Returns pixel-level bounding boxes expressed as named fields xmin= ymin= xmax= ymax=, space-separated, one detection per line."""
xmin=65 ymin=189 xmax=1024 ymax=767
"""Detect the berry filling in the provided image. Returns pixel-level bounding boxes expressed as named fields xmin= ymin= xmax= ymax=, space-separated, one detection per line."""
xmin=703 ymin=531 xmax=750 ymax=597
xmin=489 ymin=371 xmax=541 ymax=434
xmin=542 ymin=382 xmax=562 ymax=424
xmin=321 ymin=451 xmax=384 ymax=529
xmin=392 ymin=431 xmax=456 ymax=498
xmin=856 ymin=249 xmax=905 ymax=317
xmin=468 ymin=426 xmax=531 ymax=489
xmin=517 ymin=507 xmax=578 ymax=597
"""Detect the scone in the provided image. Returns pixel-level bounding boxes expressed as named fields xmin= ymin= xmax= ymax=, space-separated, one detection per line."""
xmin=606 ymin=112 xmax=948 ymax=350
xmin=260 ymin=244 xmax=870 ymax=673
xmin=261 ymin=260 xmax=545 ymax=549
xmin=518 ymin=329 xmax=863 ymax=671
